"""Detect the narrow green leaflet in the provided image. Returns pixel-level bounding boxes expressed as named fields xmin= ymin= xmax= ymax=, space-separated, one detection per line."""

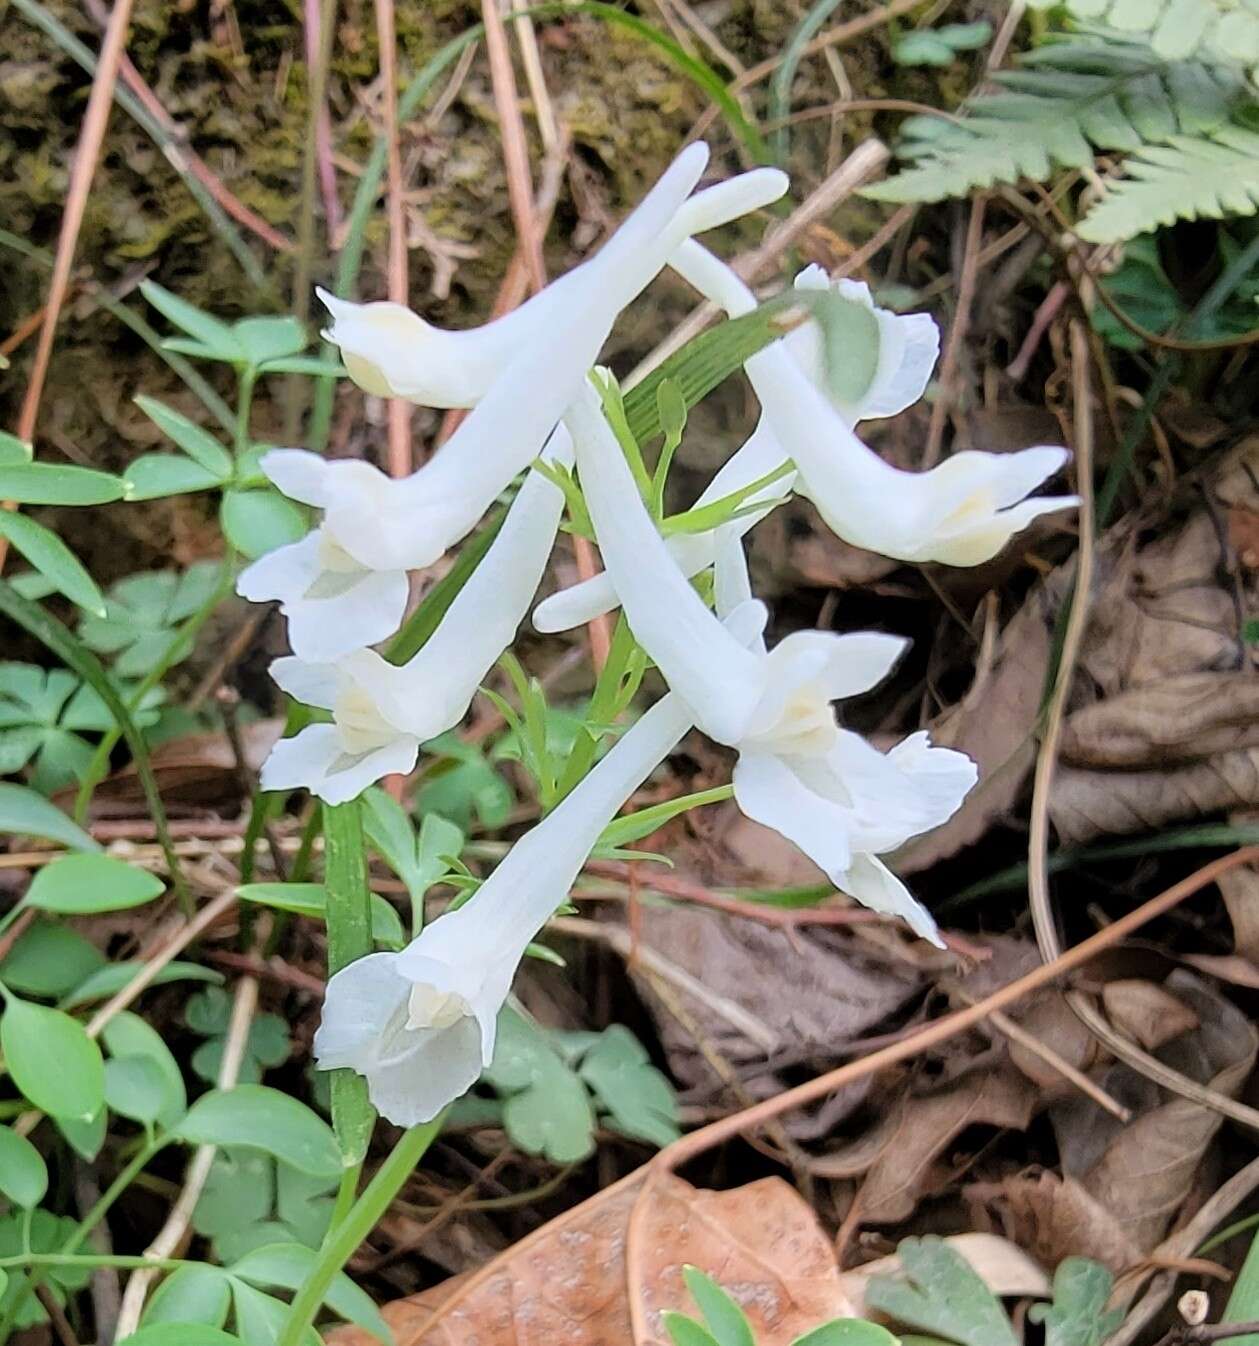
xmin=140 ymin=280 xmax=246 ymax=363
xmin=143 ymin=1264 xmax=232 ymax=1329
xmin=1027 ymin=1259 xmax=1122 ymax=1346
xmin=664 ymin=1315 xmax=722 ymax=1346
xmin=102 ymin=1011 xmax=188 ymax=1127
xmin=124 ymin=454 xmax=226 ymax=500
xmin=0 ymin=921 xmax=105 ymax=997
xmin=79 ymin=563 xmax=222 ymax=678
xmin=220 ymin=487 xmax=307 ymax=559
xmin=0 ymin=1125 xmax=48 ymax=1207
xmin=682 ymin=1267 xmax=755 ymax=1346
xmin=0 ymin=997 xmax=105 ymax=1120
xmin=61 ymin=959 xmax=221 ymax=1008
xmin=864 ymin=1238 xmax=1017 ymax=1346
xmin=119 ymin=1327 xmax=243 ymax=1346
xmin=233 ymin=315 xmax=308 ymax=366
xmin=0 ymin=432 xmax=32 ymax=465
xmin=0 ymin=782 xmax=99 ymax=850
xmin=0 ymin=511 xmax=105 ymax=614
xmin=236 ymin=882 xmax=406 ymax=947
xmin=25 ymin=852 xmax=164 ymax=914
xmin=134 ymin=396 xmax=233 ymax=475
xmin=174 ymin=1085 xmax=343 ymax=1180
xmin=0 ymin=462 xmax=123 ymax=504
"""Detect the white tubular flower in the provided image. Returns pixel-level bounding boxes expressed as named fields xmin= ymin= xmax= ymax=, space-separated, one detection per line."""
xmin=319 ymin=144 xmax=788 ymax=408
xmin=670 ymin=240 xmax=1080 ymax=568
xmin=240 ymin=149 xmax=788 ymax=650
xmin=258 ymin=430 xmax=575 ymax=804
xmin=312 ymin=690 xmax=695 ymax=1126
xmin=568 ymin=381 xmax=976 ymax=944
xmin=532 ymin=261 xmax=940 ymax=635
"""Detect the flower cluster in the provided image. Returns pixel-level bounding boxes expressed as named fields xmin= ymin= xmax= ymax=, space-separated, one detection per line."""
xmin=239 ymin=144 xmax=1078 ymax=1126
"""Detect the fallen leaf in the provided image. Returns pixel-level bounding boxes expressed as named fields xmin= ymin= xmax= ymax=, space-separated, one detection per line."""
xmin=1101 ymin=980 xmax=1200 ymax=1052
xmin=1218 ymin=852 xmax=1259 ymax=962
xmin=1004 ymin=992 xmax=1101 ymax=1098
xmin=327 ymin=1174 xmax=856 ymax=1346
xmin=812 ymin=1068 xmax=1037 ymax=1223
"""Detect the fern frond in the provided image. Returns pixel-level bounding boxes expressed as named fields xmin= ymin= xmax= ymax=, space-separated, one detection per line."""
xmin=1027 ymin=0 xmax=1259 ymax=68
xmin=1078 ymin=123 xmax=1259 ymax=240
xmin=865 ymin=32 xmax=1243 ymax=205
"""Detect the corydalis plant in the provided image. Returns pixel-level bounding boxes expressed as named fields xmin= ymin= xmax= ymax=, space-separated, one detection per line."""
xmin=238 ymin=141 xmax=1078 ymax=1127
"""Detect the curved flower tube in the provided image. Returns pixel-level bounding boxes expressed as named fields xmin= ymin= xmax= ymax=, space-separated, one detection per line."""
xmin=312 ymin=689 xmax=695 ymax=1126
xmin=241 ymin=150 xmax=788 ymax=648
xmin=567 ymin=381 xmax=975 ymax=944
xmin=532 ymin=264 xmax=940 ymax=635
xmin=669 ymin=240 xmax=1080 ymax=568
xmin=258 ymin=429 xmax=574 ymax=804
xmin=320 ymin=144 xmax=788 ymax=409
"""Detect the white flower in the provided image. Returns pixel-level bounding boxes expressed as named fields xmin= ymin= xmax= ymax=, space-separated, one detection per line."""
xmin=565 ymin=381 xmax=976 ymax=944
xmin=532 ymin=263 xmax=940 ymax=635
xmin=312 ymin=690 xmax=695 ymax=1126
xmin=259 ymin=429 xmax=574 ymax=804
xmin=240 ymin=148 xmax=788 ymax=652
xmin=670 ymin=240 xmax=1080 ymax=568
xmin=319 ymin=144 xmax=788 ymax=409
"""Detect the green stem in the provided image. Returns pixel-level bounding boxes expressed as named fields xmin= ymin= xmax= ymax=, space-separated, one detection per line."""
xmin=0 ymin=1136 xmax=167 ymax=1344
xmin=326 ymin=1162 xmax=363 ymax=1233
xmin=0 ymin=1253 xmax=187 ymax=1272
xmin=322 ymin=802 xmax=377 ymax=1164
xmin=275 ymin=1117 xmax=443 ymax=1346
xmin=0 ymin=582 xmax=189 ymax=911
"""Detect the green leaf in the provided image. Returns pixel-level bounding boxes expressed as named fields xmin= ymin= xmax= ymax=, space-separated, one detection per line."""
xmin=220 ymin=487 xmax=307 ymax=559
xmin=0 ymin=432 xmax=32 ymax=465
xmin=236 ymin=882 xmax=406 ymax=947
xmin=56 ymin=1106 xmax=106 ymax=1160
xmin=0 ymin=782 xmax=99 ymax=850
xmin=362 ymin=790 xmax=463 ymax=913
xmin=791 ymin=1322 xmax=902 ymax=1346
xmin=0 ymin=462 xmax=123 ymax=505
xmin=228 ymin=1242 xmax=393 ymax=1343
xmin=140 ymin=281 xmax=245 ymax=363
xmin=123 ymin=454 xmax=227 ymax=501
xmin=105 ymin=1055 xmax=173 ymax=1126
xmin=664 ymin=1313 xmax=722 ymax=1346
xmin=864 ymin=1237 xmax=1017 ymax=1346
xmin=119 ymin=1327 xmax=243 ymax=1346
xmin=599 ymin=787 xmax=732 ymax=849
xmin=0 ymin=512 xmax=105 ymax=615
xmin=233 ymin=315 xmax=308 ymax=366
xmin=894 ymin=21 xmax=992 ymax=66
xmin=143 ymin=1264 xmax=232 ymax=1329
xmin=0 ymin=1210 xmax=90 ymax=1326
xmin=175 ymin=1085 xmax=343 ymax=1179
xmin=0 ymin=1125 xmax=48 ymax=1207
xmin=0 ymin=997 xmax=105 ymax=1119
xmin=25 ymin=852 xmax=165 ymax=914
xmin=257 ymin=355 xmax=346 ymax=377
xmin=682 ymin=1266 xmax=755 ymax=1346
xmin=190 ymin=1012 xmax=290 ymax=1086
xmin=1027 ymin=1258 xmax=1123 ymax=1346
xmin=416 ymin=734 xmax=513 ymax=830
xmin=79 ymin=562 xmax=222 ymax=678
xmin=1079 ymin=124 xmax=1259 ymax=242
xmin=579 ymin=1026 xmax=680 ymax=1147
xmin=483 ymin=1007 xmax=595 ymax=1163
xmin=61 ymin=959 xmax=221 ymax=1009
xmin=134 ymin=396 xmax=233 ymax=475
xmin=102 ymin=1010 xmax=187 ymax=1126
xmin=1 ymin=921 xmax=105 ymax=997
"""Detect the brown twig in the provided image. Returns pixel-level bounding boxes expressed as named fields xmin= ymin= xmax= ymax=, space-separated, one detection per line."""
xmin=1157 ymin=1323 xmax=1259 ymax=1345
xmin=622 ymin=847 xmax=1259 ymax=1344
xmin=1 ymin=0 xmax=137 ymax=573
xmin=375 ymin=0 xmax=413 ymax=479
xmin=482 ymin=0 xmax=546 ymax=294
xmin=305 ymin=0 xmax=342 ymax=239
xmin=924 ymin=195 xmax=986 ymax=467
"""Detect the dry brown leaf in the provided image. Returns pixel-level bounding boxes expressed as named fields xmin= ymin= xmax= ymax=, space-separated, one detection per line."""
xmin=1102 ymin=980 xmax=1200 ymax=1051
xmin=968 ymin=1170 xmax=1141 ymax=1272
xmin=1005 ymin=991 xmax=1101 ymax=1096
xmin=631 ymin=895 xmax=923 ymax=1139
xmin=1218 ymin=855 xmax=1259 ymax=962
xmin=840 ymin=1232 xmax=1050 ymax=1316
xmin=1058 ymin=673 xmax=1259 ymax=768
xmin=326 ymin=1174 xmax=856 ymax=1346
xmin=812 ymin=1068 xmax=1037 ymax=1223
xmin=1049 ymin=748 xmax=1259 ymax=844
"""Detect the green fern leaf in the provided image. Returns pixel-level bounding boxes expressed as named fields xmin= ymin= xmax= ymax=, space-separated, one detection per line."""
xmin=1078 ymin=122 xmax=1259 ymax=240
xmin=866 ymin=32 xmax=1244 ymax=205
xmin=1026 ymin=0 xmax=1259 ymax=68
